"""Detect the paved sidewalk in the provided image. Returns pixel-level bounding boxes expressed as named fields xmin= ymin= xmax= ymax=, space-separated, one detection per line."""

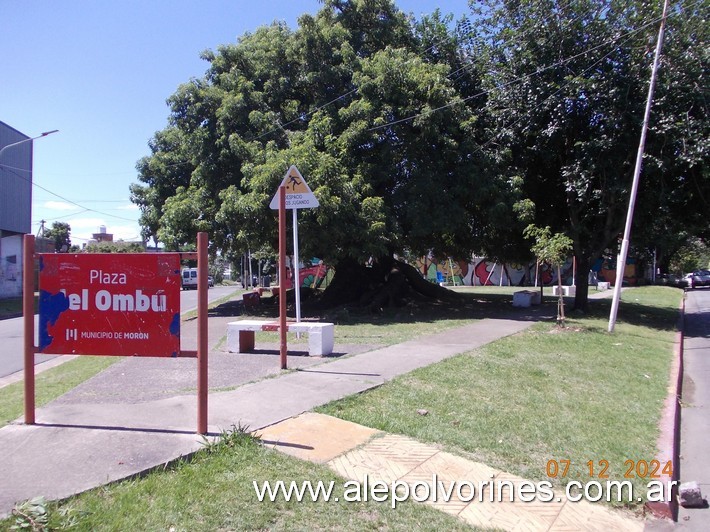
xmin=0 ymin=311 xmax=538 ymax=519
xmin=0 ymin=292 xmax=655 ymax=530
xmin=260 ymin=412 xmax=643 ymax=531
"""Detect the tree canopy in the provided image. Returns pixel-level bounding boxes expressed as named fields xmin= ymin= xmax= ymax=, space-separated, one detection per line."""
xmin=131 ymin=0 xmax=708 ymax=309
xmin=43 ymin=222 xmax=72 ymax=253
xmin=468 ymin=0 xmax=709 ymax=309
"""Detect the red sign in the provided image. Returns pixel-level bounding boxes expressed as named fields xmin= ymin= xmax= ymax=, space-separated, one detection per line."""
xmin=39 ymin=253 xmax=181 ymax=357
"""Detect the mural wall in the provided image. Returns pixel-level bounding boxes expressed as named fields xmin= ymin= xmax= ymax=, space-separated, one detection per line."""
xmin=414 ymin=255 xmax=638 ymax=287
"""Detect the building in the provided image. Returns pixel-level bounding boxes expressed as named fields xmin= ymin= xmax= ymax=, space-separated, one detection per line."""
xmin=91 ymin=225 xmax=114 ymax=243
xmin=0 ymin=121 xmax=32 ymax=299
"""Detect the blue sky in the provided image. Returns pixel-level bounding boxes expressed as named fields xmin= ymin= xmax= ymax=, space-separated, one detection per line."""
xmin=1 ymin=0 xmax=470 ymax=245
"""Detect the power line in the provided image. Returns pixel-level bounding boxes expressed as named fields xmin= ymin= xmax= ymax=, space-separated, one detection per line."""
xmin=0 ymin=164 xmax=139 ymax=223
xmin=366 ymin=5 xmax=684 ymax=133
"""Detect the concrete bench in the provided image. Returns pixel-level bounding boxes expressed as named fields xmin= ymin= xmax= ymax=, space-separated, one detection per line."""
xmin=596 ymin=282 xmax=610 ymax=291
xmin=513 ymin=290 xmax=541 ymax=307
xmin=552 ymin=285 xmax=577 ymax=297
xmin=227 ymin=319 xmax=335 ymax=356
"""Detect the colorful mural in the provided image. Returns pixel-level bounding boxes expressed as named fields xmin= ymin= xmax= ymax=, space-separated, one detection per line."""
xmin=282 ymin=260 xmax=332 ymax=289
xmin=414 ymin=255 xmax=637 ymax=287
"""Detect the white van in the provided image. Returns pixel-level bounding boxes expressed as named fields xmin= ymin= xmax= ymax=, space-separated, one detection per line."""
xmin=181 ymin=268 xmax=198 ymax=290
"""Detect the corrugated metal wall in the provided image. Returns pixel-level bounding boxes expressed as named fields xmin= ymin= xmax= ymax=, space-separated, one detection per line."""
xmin=0 ymin=121 xmax=32 ymax=234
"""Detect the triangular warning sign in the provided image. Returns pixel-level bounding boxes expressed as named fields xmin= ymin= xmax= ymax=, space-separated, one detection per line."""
xmin=282 ymin=166 xmax=311 ymax=194
xmin=270 ymin=165 xmax=320 ymax=210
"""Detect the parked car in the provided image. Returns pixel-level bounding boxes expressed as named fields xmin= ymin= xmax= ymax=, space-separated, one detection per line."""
xmin=656 ymin=273 xmax=688 ymax=288
xmin=686 ymin=270 xmax=710 ymax=289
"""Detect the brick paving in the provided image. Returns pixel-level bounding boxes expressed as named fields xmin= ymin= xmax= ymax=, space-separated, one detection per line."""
xmin=259 ymin=412 xmax=645 ymax=531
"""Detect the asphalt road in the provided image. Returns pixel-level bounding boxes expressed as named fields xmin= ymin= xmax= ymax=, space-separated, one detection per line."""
xmin=675 ymin=287 xmax=710 ymax=529
xmin=0 ymin=285 xmax=241 ymax=379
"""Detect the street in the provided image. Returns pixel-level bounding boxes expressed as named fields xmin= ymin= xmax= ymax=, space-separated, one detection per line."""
xmin=0 ymin=285 xmax=240 ymax=379
xmin=676 ymin=287 xmax=710 ymax=528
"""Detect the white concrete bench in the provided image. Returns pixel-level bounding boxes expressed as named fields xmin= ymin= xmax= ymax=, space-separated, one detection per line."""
xmin=596 ymin=282 xmax=610 ymax=291
xmin=513 ymin=290 xmax=541 ymax=307
xmin=227 ymin=319 xmax=335 ymax=356
xmin=552 ymin=285 xmax=577 ymax=297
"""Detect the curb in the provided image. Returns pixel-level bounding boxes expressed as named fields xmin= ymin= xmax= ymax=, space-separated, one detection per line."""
xmin=645 ymin=295 xmax=684 ymax=520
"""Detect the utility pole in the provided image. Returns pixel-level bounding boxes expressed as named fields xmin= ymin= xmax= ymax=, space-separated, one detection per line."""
xmin=608 ymin=0 xmax=670 ymax=333
xmin=36 ymin=220 xmax=46 ymax=238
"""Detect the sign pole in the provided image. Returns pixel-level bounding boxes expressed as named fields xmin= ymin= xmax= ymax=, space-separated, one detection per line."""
xmin=278 ymin=185 xmax=288 ymax=369
xmin=23 ymin=235 xmax=35 ymax=425
xmin=293 ymin=208 xmax=301 ymax=324
xmin=197 ymin=232 xmax=209 ymax=434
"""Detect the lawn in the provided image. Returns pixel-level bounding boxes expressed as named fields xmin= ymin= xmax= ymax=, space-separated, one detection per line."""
xmin=7 ymin=429 xmax=476 ymax=531
xmin=0 ymin=356 xmax=119 ymax=427
xmin=318 ymin=286 xmax=682 ymax=507
xmin=0 ymin=286 xmax=682 ymax=528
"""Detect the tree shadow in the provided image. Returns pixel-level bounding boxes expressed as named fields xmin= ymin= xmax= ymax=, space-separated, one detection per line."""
xmin=206 ymin=291 xmax=556 ymax=328
xmin=581 ymin=297 xmax=682 ymax=332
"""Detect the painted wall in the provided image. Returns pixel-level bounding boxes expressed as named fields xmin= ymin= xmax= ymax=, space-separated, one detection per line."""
xmin=0 ymin=234 xmax=23 ymax=298
xmin=415 ymin=255 xmax=637 ymax=287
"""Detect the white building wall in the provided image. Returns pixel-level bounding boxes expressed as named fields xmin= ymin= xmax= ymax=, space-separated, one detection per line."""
xmin=0 ymin=234 xmax=23 ymax=298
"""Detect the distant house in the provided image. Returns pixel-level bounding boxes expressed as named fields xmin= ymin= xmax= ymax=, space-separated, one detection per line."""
xmin=91 ymin=225 xmax=114 ymax=243
xmin=0 ymin=121 xmax=32 ymax=299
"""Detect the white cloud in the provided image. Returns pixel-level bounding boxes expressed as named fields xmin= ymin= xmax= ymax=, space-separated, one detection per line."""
xmin=116 ymin=203 xmax=139 ymax=211
xmin=44 ymin=201 xmax=77 ymax=210
xmin=67 ymin=217 xmax=107 ymax=229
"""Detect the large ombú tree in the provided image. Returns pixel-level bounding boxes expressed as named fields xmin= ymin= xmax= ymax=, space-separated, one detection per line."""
xmin=131 ymin=0 xmax=507 ymax=307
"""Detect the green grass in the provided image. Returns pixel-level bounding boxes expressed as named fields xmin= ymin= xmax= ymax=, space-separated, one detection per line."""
xmin=5 ymin=428 xmax=476 ymax=531
xmin=0 ymin=356 xmax=119 ymax=427
xmin=0 ymin=286 xmax=681 ymax=528
xmin=253 ymin=289 xmax=514 ymax=347
xmin=317 ymin=286 xmax=682 ymax=507
xmin=0 ymin=296 xmax=38 ymax=320
xmin=0 ymin=297 xmax=22 ymax=319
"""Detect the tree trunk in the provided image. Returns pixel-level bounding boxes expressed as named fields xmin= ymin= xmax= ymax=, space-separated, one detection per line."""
xmin=573 ymin=255 xmax=591 ymax=312
xmin=317 ymin=256 xmax=458 ymax=310
xmin=557 ymin=265 xmax=565 ymax=324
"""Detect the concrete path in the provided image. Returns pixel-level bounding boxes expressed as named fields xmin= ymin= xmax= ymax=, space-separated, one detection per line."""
xmin=0 ymin=311 xmax=537 ymax=519
xmin=260 ymin=412 xmax=643 ymax=531
xmin=0 ymin=289 xmax=667 ymax=530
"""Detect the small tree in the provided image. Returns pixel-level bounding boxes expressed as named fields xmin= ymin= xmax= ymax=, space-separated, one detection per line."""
xmin=44 ymin=222 xmax=72 ymax=252
xmin=524 ymin=225 xmax=573 ymax=325
xmin=84 ymin=241 xmax=146 ymax=253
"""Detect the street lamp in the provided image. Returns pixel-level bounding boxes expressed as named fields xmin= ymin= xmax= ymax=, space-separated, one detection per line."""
xmin=0 ymin=127 xmax=58 ymax=260
xmin=0 ymin=129 xmax=59 ymax=160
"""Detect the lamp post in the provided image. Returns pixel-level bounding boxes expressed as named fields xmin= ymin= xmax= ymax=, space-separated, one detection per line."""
xmin=0 ymin=129 xmax=59 ymax=161
xmin=0 ymin=127 xmax=58 ymax=295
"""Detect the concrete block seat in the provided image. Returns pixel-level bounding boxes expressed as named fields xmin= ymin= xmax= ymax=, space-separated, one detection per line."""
xmin=512 ymin=290 xmax=541 ymax=308
xmin=227 ymin=320 xmax=335 ymax=356
xmin=551 ymin=285 xmax=576 ymax=297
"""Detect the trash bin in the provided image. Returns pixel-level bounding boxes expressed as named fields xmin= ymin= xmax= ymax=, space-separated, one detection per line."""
xmin=263 ymin=275 xmax=271 ymax=288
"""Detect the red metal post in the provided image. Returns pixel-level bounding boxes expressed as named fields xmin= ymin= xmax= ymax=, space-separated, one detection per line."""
xmin=23 ymin=235 xmax=35 ymax=424
xmin=279 ymin=185 xmax=288 ymax=369
xmin=197 ymin=232 xmax=209 ymax=434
